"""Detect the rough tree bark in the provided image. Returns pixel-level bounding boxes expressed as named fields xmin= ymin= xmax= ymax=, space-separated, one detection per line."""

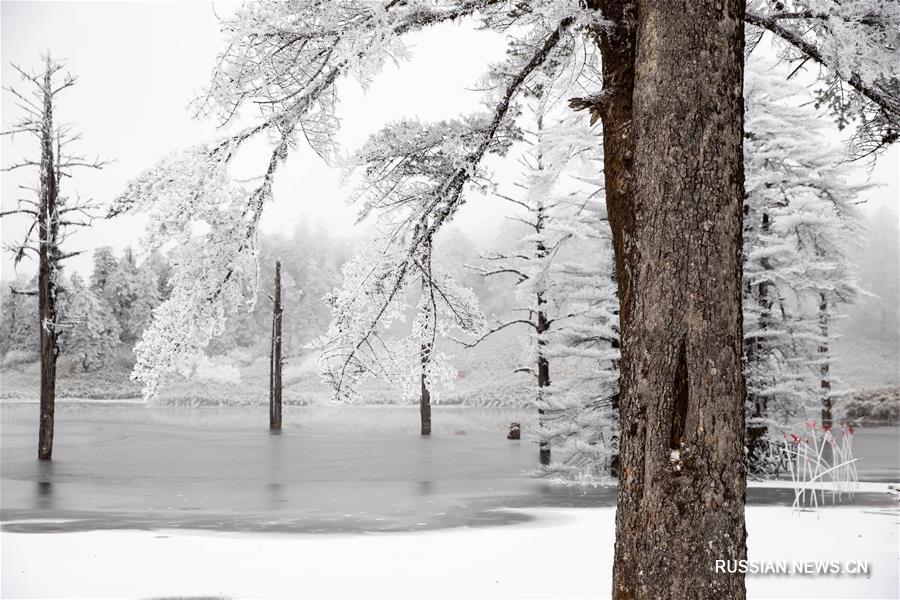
xmin=269 ymin=260 xmax=283 ymax=431
xmin=589 ymin=0 xmax=749 ymax=597
xmin=37 ymin=62 xmax=60 ymax=461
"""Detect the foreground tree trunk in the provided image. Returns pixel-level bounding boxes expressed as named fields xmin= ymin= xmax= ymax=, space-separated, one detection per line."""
xmin=269 ymin=260 xmax=283 ymax=431
xmin=37 ymin=62 xmax=60 ymax=461
xmin=591 ymin=1 xmax=748 ymax=597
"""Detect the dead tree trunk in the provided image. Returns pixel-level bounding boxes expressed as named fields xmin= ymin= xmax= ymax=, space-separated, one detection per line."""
xmin=37 ymin=61 xmax=60 ymax=461
xmin=269 ymin=260 xmax=283 ymax=431
xmin=2 ymin=57 xmax=104 ymax=461
xmin=745 ymin=209 xmax=773 ymax=463
xmin=534 ymin=198 xmax=551 ymax=464
xmin=420 ymin=238 xmax=433 ymax=436
xmin=420 ymin=341 xmax=432 ymax=436
xmin=536 ymin=290 xmax=551 ymax=465
xmin=590 ymin=1 xmax=748 ymax=597
xmin=819 ymin=293 xmax=832 ymax=428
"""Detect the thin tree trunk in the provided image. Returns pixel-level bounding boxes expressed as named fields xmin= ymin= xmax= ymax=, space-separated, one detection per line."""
xmin=420 ymin=239 xmax=433 ymax=436
xmin=536 ymin=291 xmax=551 ymax=465
xmin=37 ymin=60 xmax=59 ymax=461
xmin=819 ymin=293 xmax=832 ymax=428
xmin=534 ymin=196 xmax=551 ymax=464
xmin=745 ymin=209 xmax=771 ymax=462
xmin=269 ymin=260 xmax=282 ymax=431
xmin=593 ymin=1 xmax=748 ymax=597
xmin=420 ymin=341 xmax=432 ymax=436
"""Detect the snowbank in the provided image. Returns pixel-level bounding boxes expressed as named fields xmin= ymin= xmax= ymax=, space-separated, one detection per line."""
xmin=2 ymin=506 xmax=897 ymax=599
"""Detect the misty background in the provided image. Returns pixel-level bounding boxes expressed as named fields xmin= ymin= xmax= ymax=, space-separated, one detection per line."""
xmin=1 ymin=1 xmax=897 ymax=403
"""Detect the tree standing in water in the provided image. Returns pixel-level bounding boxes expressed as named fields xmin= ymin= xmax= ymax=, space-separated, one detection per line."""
xmin=1 ymin=55 xmax=105 ymax=460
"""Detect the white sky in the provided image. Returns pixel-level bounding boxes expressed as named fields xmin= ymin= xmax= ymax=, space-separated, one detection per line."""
xmin=1 ymin=1 xmax=898 ymax=280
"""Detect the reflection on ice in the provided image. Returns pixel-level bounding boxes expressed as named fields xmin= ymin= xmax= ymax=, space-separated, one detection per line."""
xmin=1 ymin=405 xmax=897 ymax=534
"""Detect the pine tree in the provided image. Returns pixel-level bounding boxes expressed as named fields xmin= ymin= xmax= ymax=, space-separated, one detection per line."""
xmin=463 ymin=110 xmax=619 ymax=465
xmin=0 ymin=280 xmax=39 ymax=357
xmin=743 ymin=57 xmax=865 ymax=466
xmin=59 ymin=273 xmax=121 ymax=371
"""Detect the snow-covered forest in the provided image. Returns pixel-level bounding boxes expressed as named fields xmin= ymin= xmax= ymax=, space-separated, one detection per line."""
xmin=1 ymin=1 xmax=898 ymax=599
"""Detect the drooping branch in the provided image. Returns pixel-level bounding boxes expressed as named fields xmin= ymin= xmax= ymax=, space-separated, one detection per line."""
xmin=744 ymin=10 xmax=899 ymax=121
xmin=329 ymin=19 xmax=574 ymax=397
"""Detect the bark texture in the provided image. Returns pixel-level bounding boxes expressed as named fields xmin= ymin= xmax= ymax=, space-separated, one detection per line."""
xmin=37 ymin=64 xmax=60 ymax=461
xmin=269 ymin=260 xmax=283 ymax=431
xmin=591 ymin=0 xmax=749 ymax=597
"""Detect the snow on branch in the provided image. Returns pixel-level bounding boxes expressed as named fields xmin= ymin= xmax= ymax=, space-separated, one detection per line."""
xmin=746 ymin=0 xmax=900 ymax=159
xmin=112 ymin=1 xmax=500 ymax=397
xmin=318 ymin=18 xmax=575 ymax=400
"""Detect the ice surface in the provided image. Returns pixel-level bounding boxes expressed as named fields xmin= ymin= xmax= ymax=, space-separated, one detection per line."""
xmin=1 ymin=406 xmax=897 ymax=535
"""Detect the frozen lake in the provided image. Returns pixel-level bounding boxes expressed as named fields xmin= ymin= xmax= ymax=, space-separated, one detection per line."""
xmin=2 ymin=405 xmax=897 ymax=534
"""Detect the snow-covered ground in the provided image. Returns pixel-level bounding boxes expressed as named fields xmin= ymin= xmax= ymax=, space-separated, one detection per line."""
xmin=2 ymin=505 xmax=897 ymax=599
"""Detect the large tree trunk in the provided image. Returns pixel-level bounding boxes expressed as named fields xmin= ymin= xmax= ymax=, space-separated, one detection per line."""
xmin=269 ymin=260 xmax=283 ymax=431
xmin=592 ymin=1 xmax=748 ymax=597
xmin=37 ymin=61 xmax=59 ymax=461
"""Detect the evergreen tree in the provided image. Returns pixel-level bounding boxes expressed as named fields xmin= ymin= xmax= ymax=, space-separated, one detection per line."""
xmin=743 ymin=58 xmax=865 ymax=466
xmin=59 ymin=274 xmax=121 ymax=371
xmin=0 ymin=281 xmax=39 ymax=357
xmin=90 ymin=246 xmax=119 ymax=295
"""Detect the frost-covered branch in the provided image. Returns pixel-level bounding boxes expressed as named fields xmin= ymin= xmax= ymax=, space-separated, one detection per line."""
xmin=113 ymin=1 xmax=507 ymax=396
xmin=746 ymin=0 xmax=900 ymax=158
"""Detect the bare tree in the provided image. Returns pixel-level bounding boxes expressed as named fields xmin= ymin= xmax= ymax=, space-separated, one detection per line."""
xmin=269 ymin=260 xmax=283 ymax=431
xmin=1 ymin=55 xmax=105 ymax=460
